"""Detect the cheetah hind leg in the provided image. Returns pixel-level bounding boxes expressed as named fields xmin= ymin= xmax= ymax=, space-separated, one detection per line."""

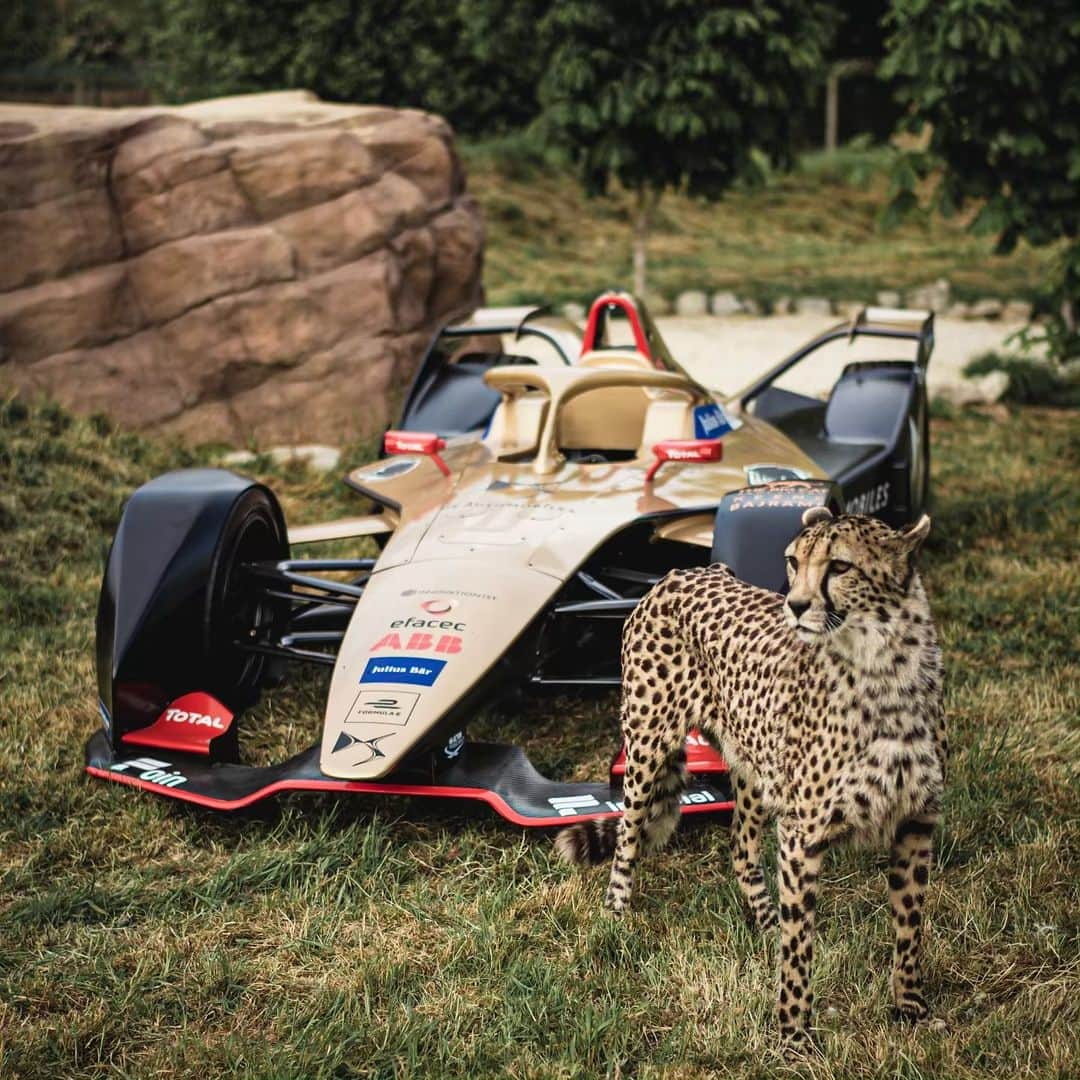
xmin=730 ymin=771 xmax=778 ymax=932
xmin=604 ymin=745 xmax=687 ymax=915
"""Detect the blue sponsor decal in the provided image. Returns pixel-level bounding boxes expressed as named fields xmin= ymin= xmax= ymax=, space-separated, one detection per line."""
xmin=360 ymin=656 xmax=447 ymax=687
xmin=694 ymin=403 xmax=732 ymax=439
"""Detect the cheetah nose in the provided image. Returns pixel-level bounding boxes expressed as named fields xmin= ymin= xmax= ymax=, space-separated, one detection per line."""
xmin=787 ymin=599 xmax=810 ymax=619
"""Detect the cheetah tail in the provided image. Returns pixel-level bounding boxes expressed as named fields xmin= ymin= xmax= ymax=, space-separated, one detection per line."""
xmin=553 ymin=819 xmax=619 ymax=865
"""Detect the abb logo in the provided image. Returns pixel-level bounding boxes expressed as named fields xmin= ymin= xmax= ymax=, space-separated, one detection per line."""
xmin=371 ymin=632 xmax=462 ymax=654
xmin=163 ymin=708 xmax=227 ymax=729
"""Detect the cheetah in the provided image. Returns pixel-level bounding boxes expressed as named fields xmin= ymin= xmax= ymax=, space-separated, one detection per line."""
xmin=555 ymin=508 xmax=946 ymax=1052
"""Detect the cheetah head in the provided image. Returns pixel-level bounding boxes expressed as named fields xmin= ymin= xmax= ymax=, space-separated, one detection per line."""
xmin=783 ymin=508 xmax=931 ymax=644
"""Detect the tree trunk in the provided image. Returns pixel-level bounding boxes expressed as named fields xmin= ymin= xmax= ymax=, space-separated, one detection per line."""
xmin=633 ymin=188 xmax=659 ymax=298
xmin=825 ymin=67 xmax=839 ymax=152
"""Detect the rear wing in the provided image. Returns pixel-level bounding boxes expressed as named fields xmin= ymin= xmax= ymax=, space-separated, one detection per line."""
xmin=733 ymin=306 xmax=934 ymax=411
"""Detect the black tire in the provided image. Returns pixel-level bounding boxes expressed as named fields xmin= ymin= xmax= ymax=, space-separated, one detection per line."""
xmin=204 ymin=486 xmax=289 ymax=709
xmin=900 ymin=396 xmax=930 ymax=523
xmin=912 ymin=398 xmax=931 ymax=517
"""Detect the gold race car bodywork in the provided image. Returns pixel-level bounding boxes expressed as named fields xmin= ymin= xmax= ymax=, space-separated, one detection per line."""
xmin=89 ymin=293 xmax=933 ymax=823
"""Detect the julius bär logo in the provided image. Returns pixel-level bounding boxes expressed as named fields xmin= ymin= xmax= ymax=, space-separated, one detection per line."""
xmin=421 ymin=598 xmax=454 ymax=614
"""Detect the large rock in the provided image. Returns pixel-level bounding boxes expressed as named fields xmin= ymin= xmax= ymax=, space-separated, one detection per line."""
xmin=0 ymin=90 xmax=484 ymax=444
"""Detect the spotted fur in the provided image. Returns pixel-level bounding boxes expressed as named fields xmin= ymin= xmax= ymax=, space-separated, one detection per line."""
xmin=555 ymin=510 xmax=946 ymax=1052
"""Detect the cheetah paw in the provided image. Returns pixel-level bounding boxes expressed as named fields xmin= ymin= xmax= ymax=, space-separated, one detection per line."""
xmin=779 ymin=1029 xmax=820 ymax=1061
xmin=891 ymin=992 xmax=930 ymax=1025
xmin=602 ymin=896 xmax=628 ymax=917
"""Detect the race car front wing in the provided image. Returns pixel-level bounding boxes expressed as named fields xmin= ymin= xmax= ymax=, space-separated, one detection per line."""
xmin=85 ymin=730 xmax=733 ymax=827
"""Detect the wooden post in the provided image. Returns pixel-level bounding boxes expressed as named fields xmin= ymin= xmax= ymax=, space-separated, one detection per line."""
xmin=825 ymin=66 xmax=839 ymax=152
xmin=632 ymin=188 xmax=660 ymax=298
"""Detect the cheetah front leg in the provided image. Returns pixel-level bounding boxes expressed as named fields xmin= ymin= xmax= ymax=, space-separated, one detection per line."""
xmin=776 ymin=819 xmax=824 ymax=1053
xmin=731 ymin=771 xmax=777 ymax=931
xmin=888 ymin=814 xmax=937 ymax=1022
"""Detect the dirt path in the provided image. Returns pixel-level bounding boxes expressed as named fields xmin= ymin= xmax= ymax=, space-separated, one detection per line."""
xmin=656 ymin=313 xmax=1029 ymax=401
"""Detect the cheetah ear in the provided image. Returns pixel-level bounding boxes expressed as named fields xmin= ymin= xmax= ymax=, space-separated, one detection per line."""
xmin=801 ymin=506 xmax=833 ymax=527
xmin=897 ymin=514 xmax=931 ymax=553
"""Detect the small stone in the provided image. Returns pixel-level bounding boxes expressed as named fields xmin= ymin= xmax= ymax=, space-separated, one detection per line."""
xmin=876 ymin=289 xmax=902 ymax=308
xmin=642 ymin=291 xmax=672 ymax=316
xmin=969 ymin=297 xmax=1004 ymax=319
xmin=674 ymin=290 xmax=709 ymax=316
xmin=980 ymin=402 xmax=1011 ymax=423
xmin=974 ymin=371 xmax=1011 ymax=404
xmin=222 ymin=449 xmax=256 ymax=467
xmin=1001 ymin=299 xmax=1034 ymax=322
xmin=928 ymin=1018 xmax=948 ymax=1032
xmin=934 ymin=370 xmax=1009 ymax=408
xmin=560 ymin=302 xmax=586 ymax=323
xmin=772 ymin=295 xmax=794 ymax=315
xmin=266 ymin=444 xmax=342 ymax=471
xmin=795 ymin=296 xmax=833 ymax=316
xmin=946 ymin=302 xmax=971 ymax=319
xmin=906 ymin=278 xmax=951 ymax=311
xmin=710 ymin=290 xmax=743 ymax=316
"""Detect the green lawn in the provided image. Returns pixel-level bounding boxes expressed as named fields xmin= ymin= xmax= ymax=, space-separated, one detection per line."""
xmin=462 ymin=137 xmax=1059 ymax=310
xmin=1 ymin=399 xmax=1078 ymax=1078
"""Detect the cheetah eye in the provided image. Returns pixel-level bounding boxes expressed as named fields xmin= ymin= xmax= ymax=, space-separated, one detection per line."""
xmin=785 ymin=555 xmax=798 ymax=572
xmin=830 ymin=559 xmax=852 ymax=575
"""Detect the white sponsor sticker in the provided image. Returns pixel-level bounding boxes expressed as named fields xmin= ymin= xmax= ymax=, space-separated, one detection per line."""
xmin=345 ymin=690 xmax=421 ymax=727
xmin=109 ymin=756 xmax=188 ymax=788
xmin=846 ymin=482 xmax=890 ymax=515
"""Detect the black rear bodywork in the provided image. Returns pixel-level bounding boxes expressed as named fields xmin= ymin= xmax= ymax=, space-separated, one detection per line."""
xmin=740 ymin=314 xmax=932 ymax=525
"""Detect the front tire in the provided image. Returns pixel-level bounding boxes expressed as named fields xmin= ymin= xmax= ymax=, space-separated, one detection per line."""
xmin=205 ymin=486 xmax=289 ymax=708
xmin=97 ymin=469 xmax=289 ymax=749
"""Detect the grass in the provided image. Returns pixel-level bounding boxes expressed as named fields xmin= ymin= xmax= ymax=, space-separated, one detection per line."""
xmin=1 ymin=397 xmax=1079 ymax=1078
xmin=461 ymin=135 xmax=1060 ymax=309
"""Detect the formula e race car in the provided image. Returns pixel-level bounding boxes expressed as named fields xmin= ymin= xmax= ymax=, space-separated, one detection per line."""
xmin=88 ymin=292 xmax=933 ymax=827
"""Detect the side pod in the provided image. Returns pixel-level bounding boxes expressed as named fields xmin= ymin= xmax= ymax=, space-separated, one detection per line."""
xmin=96 ymin=469 xmax=287 ymax=751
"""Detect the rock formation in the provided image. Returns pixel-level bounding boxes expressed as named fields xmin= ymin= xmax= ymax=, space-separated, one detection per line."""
xmin=0 ymin=91 xmax=484 ymax=444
